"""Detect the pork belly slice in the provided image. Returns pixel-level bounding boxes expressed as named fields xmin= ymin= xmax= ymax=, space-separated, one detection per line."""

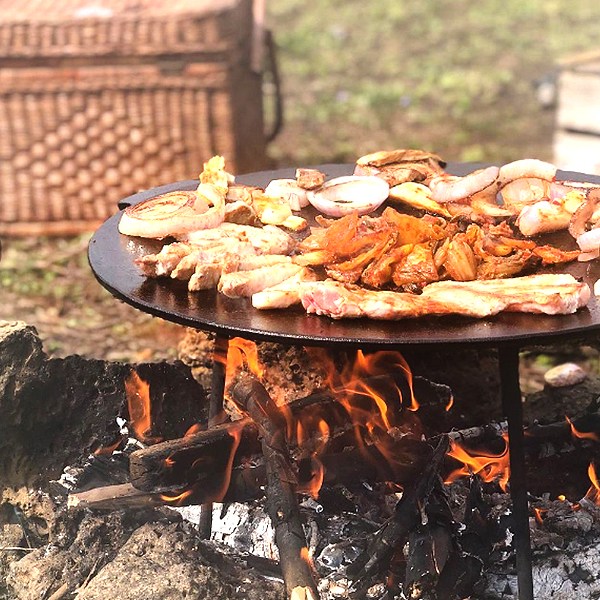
xmin=219 ymin=263 xmax=304 ymax=298
xmin=222 ymin=254 xmax=294 ymax=275
xmin=299 ymin=274 xmax=590 ymax=320
xmin=421 ymin=274 xmax=590 ymax=316
xmin=300 ymin=280 xmax=440 ymax=319
xmin=252 ymin=267 xmax=319 ymax=309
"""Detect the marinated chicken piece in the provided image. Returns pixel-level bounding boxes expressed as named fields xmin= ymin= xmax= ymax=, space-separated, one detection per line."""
xmin=224 ymin=200 xmax=260 ymax=225
xmin=388 ymin=182 xmax=451 ymax=217
xmin=356 ymin=148 xmax=446 ymax=168
xmin=355 ymin=149 xmax=446 ymax=186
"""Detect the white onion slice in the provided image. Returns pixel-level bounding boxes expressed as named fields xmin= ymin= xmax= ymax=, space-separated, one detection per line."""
xmin=577 ymin=227 xmax=600 ymax=252
xmin=118 ymin=187 xmax=225 ymax=239
xmin=306 ymin=176 xmax=389 ymax=217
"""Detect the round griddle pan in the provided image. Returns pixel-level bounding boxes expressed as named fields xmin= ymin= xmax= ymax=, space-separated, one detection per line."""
xmin=88 ymin=163 xmax=600 ymax=350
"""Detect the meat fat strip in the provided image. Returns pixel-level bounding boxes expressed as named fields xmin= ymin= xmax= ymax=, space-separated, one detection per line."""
xmin=300 ymin=280 xmax=440 ymax=319
xmin=226 ymin=254 xmax=294 ymax=274
xmin=421 ymin=274 xmax=590 ymax=316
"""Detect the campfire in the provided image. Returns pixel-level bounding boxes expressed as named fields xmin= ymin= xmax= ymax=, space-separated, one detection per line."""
xmin=3 ymin=322 xmax=600 ymax=600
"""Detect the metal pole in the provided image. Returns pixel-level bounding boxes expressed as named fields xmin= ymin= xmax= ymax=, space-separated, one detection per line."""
xmin=198 ymin=334 xmax=230 ymax=538
xmin=498 ymin=345 xmax=534 ymax=600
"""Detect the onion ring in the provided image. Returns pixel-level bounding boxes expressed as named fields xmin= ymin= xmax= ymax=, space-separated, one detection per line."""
xmin=429 ymin=166 xmax=499 ymax=204
xmin=306 ymin=176 xmax=389 ymax=217
xmin=118 ymin=185 xmax=225 ymax=239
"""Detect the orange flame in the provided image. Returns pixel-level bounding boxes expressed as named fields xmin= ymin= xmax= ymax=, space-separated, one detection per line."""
xmin=534 ymin=507 xmax=548 ymax=525
xmin=315 ymin=348 xmax=419 ymax=436
xmin=566 ymin=416 xmax=600 ymax=442
xmin=184 ymin=423 xmax=203 ymax=437
xmin=160 ymin=420 xmax=245 ymax=506
xmin=445 ymin=433 xmax=510 ymax=492
xmin=300 ymin=545 xmax=316 ymax=571
xmin=445 ymin=394 xmax=455 ymax=412
xmin=160 ymin=488 xmax=194 ymax=504
xmin=584 ymin=462 xmax=600 ymax=505
xmin=125 ymin=370 xmax=161 ymax=444
xmin=223 ymin=337 xmax=265 ymax=382
xmin=93 ymin=437 xmax=123 ymax=456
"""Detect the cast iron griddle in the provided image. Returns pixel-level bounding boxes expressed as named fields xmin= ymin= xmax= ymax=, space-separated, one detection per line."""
xmin=88 ymin=163 xmax=600 ymax=349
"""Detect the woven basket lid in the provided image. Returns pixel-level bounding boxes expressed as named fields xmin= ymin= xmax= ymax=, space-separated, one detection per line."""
xmin=0 ymin=0 xmax=245 ymax=58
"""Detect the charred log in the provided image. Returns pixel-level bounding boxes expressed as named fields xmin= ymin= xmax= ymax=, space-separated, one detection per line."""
xmin=403 ymin=483 xmax=454 ymax=600
xmin=347 ymin=436 xmax=449 ymax=587
xmin=231 ymin=372 xmax=320 ymax=600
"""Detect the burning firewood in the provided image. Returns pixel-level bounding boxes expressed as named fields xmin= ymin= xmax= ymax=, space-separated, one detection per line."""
xmin=127 ymin=374 xmax=434 ymax=504
xmin=348 ymin=437 xmax=449 ymax=590
xmin=230 ymin=372 xmax=320 ymax=600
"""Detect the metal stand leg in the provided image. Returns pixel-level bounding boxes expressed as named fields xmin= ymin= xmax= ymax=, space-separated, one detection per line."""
xmin=498 ymin=345 xmax=534 ymax=600
xmin=198 ymin=334 xmax=230 ymax=539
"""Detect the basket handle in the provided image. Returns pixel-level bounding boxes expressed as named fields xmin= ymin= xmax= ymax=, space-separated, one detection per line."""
xmin=263 ymin=29 xmax=283 ymax=143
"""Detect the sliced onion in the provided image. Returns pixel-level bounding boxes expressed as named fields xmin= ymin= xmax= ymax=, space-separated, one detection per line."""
xmin=429 ymin=166 xmax=499 ymax=204
xmin=577 ymin=227 xmax=600 ymax=252
xmin=119 ymin=187 xmax=225 ymax=239
xmin=497 ymin=159 xmax=557 ymax=186
xmin=306 ymin=176 xmax=389 ymax=217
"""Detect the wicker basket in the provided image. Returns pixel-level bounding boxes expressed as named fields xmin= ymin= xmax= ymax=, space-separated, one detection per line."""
xmin=0 ymin=0 xmax=277 ymax=236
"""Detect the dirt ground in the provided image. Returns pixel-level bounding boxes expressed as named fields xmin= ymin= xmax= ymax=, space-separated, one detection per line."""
xmin=0 ymin=234 xmax=184 ymax=363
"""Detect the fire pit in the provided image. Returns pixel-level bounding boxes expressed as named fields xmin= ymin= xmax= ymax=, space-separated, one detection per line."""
xmin=86 ymin=164 xmax=600 ymax=600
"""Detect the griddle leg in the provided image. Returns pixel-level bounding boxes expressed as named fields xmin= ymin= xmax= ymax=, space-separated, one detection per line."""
xmin=498 ymin=345 xmax=534 ymax=600
xmin=198 ymin=334 xmax=230 ymax=539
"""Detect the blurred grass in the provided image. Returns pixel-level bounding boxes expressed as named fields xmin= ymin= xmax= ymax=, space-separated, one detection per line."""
xmin=266 ymin=0 xmax=600 ymax=166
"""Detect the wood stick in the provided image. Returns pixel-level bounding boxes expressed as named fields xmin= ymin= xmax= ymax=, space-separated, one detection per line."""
xmin=231 ymin=372 xmax=320 ymax=600
xmin=67 ymin=483 xmax=165 ymax=510
xmin=347 ymin=436 xmax=449 ymax=586
xmin=199 ymin=334 xmax=230 ymax=539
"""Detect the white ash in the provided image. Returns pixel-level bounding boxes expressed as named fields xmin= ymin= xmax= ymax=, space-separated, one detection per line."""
xmin=173 ymin=502 xmax=278 ymax=561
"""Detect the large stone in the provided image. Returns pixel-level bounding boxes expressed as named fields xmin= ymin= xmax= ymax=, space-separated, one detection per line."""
xmin=0 ymin=320 xmax=207 ymax=491
xmin=76 ymin=522 xmax=284 ymax=600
